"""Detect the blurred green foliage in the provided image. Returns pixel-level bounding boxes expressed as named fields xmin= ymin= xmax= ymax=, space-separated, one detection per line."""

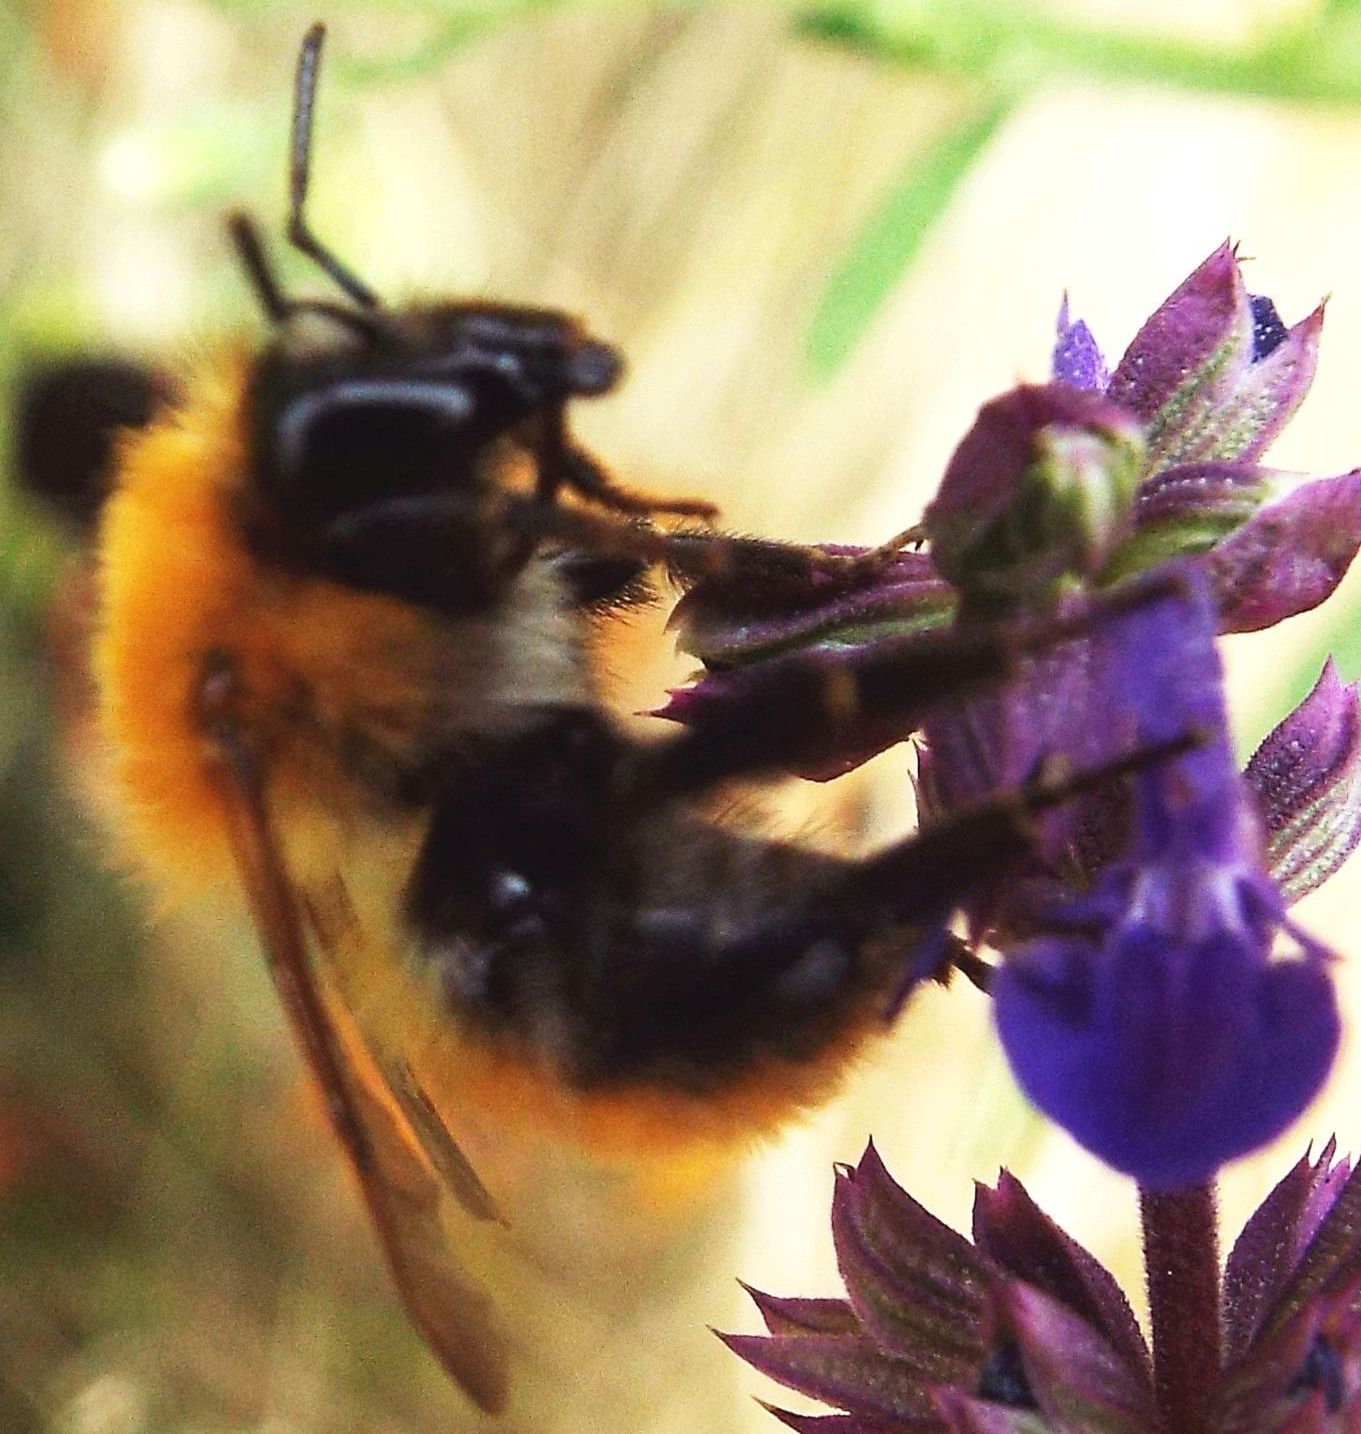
xmin=797 ymin=0 xmax=1361 ymax=380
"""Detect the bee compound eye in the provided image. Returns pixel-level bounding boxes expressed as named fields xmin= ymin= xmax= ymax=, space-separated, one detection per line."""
xmin=276 ymin=377 xmax=478 ymax=481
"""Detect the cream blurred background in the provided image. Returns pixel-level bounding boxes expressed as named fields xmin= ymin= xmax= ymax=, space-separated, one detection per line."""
xmin=5 ymin=0 xmax=1361 ymax=1430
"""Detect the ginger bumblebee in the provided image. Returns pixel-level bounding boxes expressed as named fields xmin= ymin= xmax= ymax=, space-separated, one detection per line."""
xmin=19 ymin=23 xmax=1175 ymax=1423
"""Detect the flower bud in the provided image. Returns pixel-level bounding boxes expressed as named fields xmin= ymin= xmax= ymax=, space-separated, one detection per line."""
xmin=924 ymin=384 xmax=1143 ymax=612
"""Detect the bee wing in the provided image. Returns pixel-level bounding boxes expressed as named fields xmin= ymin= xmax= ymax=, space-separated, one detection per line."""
xmin=379 ymin=1055 xmax=505 ymax=1226
xmin=201 ymin=690 xmax=509 ymax=1413
xmin=340 ymin=1049 xmax=510 ymax=1412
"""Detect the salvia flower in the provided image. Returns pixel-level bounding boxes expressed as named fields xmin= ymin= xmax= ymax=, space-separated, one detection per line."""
xmin=1058 ymin=242 xmax=1361 ymax=631
xmin=726 ymin=1141 xmax=1361 ymax=1433
xmin=989 ymin=573 xmax=1339 ymax=1189
xmin=659 ymin=246 xmax=1361 ymax=1188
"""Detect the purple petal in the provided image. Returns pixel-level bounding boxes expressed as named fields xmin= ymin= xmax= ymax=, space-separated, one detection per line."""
xmin=972 ymin=1172 xmax=1149 ymax=1380
xmin=993 ymin=924 xmax=1340 ymax=1190
xmin=832 ymin=1144 xmax=991 ymax=1366
xmin=717 ymin=1331 xmax=942 ymax=1425
xmin=1224 ymin=1142 xmax=1350 ymax=1360
xmin=1245 ymin=661 xmax=1361 ymax=903
xmin=1083 ymin=564 xmax=1246 ymax=862
xmin=1000 ymin=1282 xmax=1156 ymax=1433
xmin=1053 ymin=297 xmax=1109 ymax=393
xmin=1107 ymin=242 xmax=1253 ymax=469
xmin=1225 ymin=302 xmax=1324 ymax=464
xmin=743 ymin=1284 xmax=863 ymax=1338
xmin=1207 ymin=469 xmax=1361 ymax=632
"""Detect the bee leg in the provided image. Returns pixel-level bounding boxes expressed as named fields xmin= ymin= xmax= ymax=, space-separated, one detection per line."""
xmin=618 ymin=625 xmax=1031 ymax=809
xmin=619 ymin=571 xmax=1189 ymax=809
xmin=494 ymin=494 xmax=853 ymax=585
xmin=565 ymin=737 xmax=1193 ymax=1090
xmin=556 ymin=441 xmax=719 ymax=520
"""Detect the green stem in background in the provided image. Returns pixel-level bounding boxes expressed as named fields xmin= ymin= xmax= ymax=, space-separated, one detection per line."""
xmin=797 ymin=0 xmax=1361 ymax=380
xmin=1140 ymin=1182 xmax=1222 ymax=1434
xmin=805 ymin=90 xmax=1020 ymax=381
xmin=797 ymin=0 xmax=1361 ymax=105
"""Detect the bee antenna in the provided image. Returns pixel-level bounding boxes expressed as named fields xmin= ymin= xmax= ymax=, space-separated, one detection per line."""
xmin=288 ymin=22 xmax=380 ymax=311
xmin=227 ymin=209 xmax=384 ymax=338
xmin=228 ymin=210 xmax=290 ymax=322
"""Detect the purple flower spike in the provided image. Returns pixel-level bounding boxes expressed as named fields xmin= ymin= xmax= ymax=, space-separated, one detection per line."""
xmin=1052 ymin=297 xmax=1109 ymax=393
xmin=1246 ymin=661 xmax=1361 ymax=904
xmin=728 ymin=1142 xmax=1361 ymax=1432
xmin=990 ymin=575 xmax=1340 ymax=1189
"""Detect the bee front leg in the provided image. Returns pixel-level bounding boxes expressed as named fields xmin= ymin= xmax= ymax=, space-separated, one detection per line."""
xmin=618 ymin=569 xmax=1189 ymax=810
xmin=555 ymin=441 xmax=719 ymax=520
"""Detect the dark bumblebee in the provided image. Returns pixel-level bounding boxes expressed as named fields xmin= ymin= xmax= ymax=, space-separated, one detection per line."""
xmin=19 ymin=24 xmax=1164 ymax=1418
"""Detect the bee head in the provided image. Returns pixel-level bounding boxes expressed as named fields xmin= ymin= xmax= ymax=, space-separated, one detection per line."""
xmin=240 ymin=297 xmax=623 ymax=612
xmin=229 ymin=26 xmax=624 ymax=616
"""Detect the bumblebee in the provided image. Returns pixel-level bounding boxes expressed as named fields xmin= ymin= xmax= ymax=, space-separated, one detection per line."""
xmin=17 ymin=24 xmax=1174 ymax=1423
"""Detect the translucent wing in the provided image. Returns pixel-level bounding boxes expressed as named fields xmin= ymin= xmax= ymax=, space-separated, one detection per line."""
xmin=200 ymin=674 xmax=510 ymax=1413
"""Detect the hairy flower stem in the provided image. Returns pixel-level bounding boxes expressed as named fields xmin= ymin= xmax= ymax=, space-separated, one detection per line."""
xmin=1140 ymin=1182 xmax=1222 ymax=1433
